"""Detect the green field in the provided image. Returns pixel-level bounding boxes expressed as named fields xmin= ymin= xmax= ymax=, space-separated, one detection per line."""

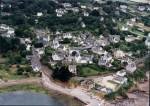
xmin=77 ymin=67 xmax=99 ymax=76
xmin=112 ymin=0 xmax=138 ymax=4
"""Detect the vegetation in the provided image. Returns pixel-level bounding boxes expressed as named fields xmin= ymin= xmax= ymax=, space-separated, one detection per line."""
xmin=0 ymin=84 xmax=85 ymax=106
xmin=52 ymin=66 xmax=73 ymax=82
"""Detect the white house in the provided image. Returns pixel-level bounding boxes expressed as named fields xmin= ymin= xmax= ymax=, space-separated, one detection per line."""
xmin=138 ymin=6 xmax=145 ymax=11
xmin=92 ymin=46 xmax=107 ymax=55
xmin=131 ymin=18 xmax=136 ymax=22
xmin=37 ymin=12 xmax=43 ymax=17
xmin=63 ymin=32 xmax=72 ymax=39
xmin=108 ymin=35 xmax=120 ymax=43
xmin=63 ymin=3 xmax=72 ymax=8
xmin=0 ymin=24 xmax=9 ymax=30
xmin=56 ymin=9 xmax=64 ymax=17
xmin=145 ymin=34 xmax=150 ymax=49
xmin=120 ymin=5 xmax=128 ymax=9
xmin=121 ymin=26 xmax=128 ymax=31
xmin=81 ymin=22 xmax=86 ymax=28
xmin=52 ymin=40 xmax=60 ymax=49
xmin=26 ymin=44 xmax=31 ymax=51
xmin=52 ymin=53 xmax=63 ymax=61
xmin=125 ymin=35 xmax=134 ymax=42
xmin=84 ymin=12 xmax=89 ymax=16
xmin=7 ymin=28 xmax=14 ymax=34
xmin=113 ymin=49 xmax=125 ymax=58
xmin=81 ymin=5 xmax=86 ymax=9
xmin=114 ymin=76 xmax=127 ymax=84
xmin=68 ymin=65 xmax=77 ymax=74
xmin=93 ymin=7 xmax=99 ymax=10
xmin=116 ymin=69 xmax=126 ymax=77
xmin=36 ymin=48 xmax=45 ymax=55
xmin=126 ymin=62 xmax=137 ymax=73
xmin=127 ymin=21 xmax=134 ymax=27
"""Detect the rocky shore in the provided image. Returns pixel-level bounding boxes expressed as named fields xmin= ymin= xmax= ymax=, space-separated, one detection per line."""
xmin=109 ymin=71 xmax=149 ymax=106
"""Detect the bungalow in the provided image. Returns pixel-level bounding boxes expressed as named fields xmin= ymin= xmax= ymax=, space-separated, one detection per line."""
xmin=120 ymin=57 xmax=131 ymax=63
xmin=56 ymin=9 xmax=64 ymax=17
xmin=91 ymin=46 xmax=107 ymax=55
xmin=98 ymin=59 xmax=107 ymax=66
xmin=0 ymin=24 xmax=9 ymax=30
xmin=69 ymin=47 xmax=81 ymax=54
xmin=126 ymin=52 xmax=133 ymax=57
xmin=125 ymin=62 xmax=137 ymax=73
xmin=68 ymin=65 xmax=77 ymax=74
xmin=67 ymin=55 xmax=75 ymax=63
xmin=103 ymin=53 xmax=113 ymax=62
xmin=113 ymin=49 xmax=125 ymax=58
xmin=116 ymin=69 xmax=126 ymax=77
xmin=127 ymin=21 xmax=134 ymax=27
xmin=96 ymin=39 xmax=109 ymax=46
xmin=20 ymin=38 xmax=31 ymax=44
xmin=72 ymin=7 xmax=79 ymax=13
xmin=81 ymin=22 xmax=86 ymax=28
xmin=131 ymin=18 xmax=136 ymax=22
xmin=120 ymin=8 xmax=127 ymax=13
xmin=145 ymin=34 xmax=150 ymax=49
xmin=7 ymin=27 xmax=14 ymax=34
xmin=108 ymin=35 xmax=120 ymax=43
xmin=81 ymin=5 xmax=86 ymax=9
xmin=57 ymin=45 xmax=68 ymax=51
xmin=93 ymin=7 xmax=99 ymax=10
xmin=63 ymin=32 xmax=72 ymax=39
xmin=83 ymin=12 xmax=89 ymax=16
xmin=37 ymin=12 xmax=43 ymax=17
xmin=63 ymin=3 xmax=72 ymax=8
xmin=26 ymin=44 xmax=31 ymax=51
xmin=52 ymin=53 xmax=63 ymax=61
xmin=114 ymin=75 xmax=127 ymax=84
xmin=138 ymin=6 xmax=145 ymax=11
xmin=75 ymin=54 xmax=93 ymax=64
xmin=120 ymin=5 xmax=128 ymax=9
xmin=125 ymin=35 xmax=134 ymax=42
xmin=121 ymin=26 xmax=128 ymax=31
xmin=52 ymin=40 xmax=60 ymax=49
xmin=81 ymin=79 xmax=95 ymax=89
xmin=36 ymin=48 xmax=45 ymax=55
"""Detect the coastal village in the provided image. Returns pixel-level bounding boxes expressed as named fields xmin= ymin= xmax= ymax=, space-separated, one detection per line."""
xmin=0 ymin=0 xmax=150 ymax=106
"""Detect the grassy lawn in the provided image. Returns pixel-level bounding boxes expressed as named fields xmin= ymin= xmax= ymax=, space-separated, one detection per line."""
xmin=129 ymin=30 xmax=144 ymax=36
xmin=0 ymin=84 xmax=49 ymax=95
xmin=112 ymin=0 xmax=138 ymax=4
xmin=77 ymin=66 xmax=99 ymax=76
xmin=0 ymin=70 xmax=28 ymax=80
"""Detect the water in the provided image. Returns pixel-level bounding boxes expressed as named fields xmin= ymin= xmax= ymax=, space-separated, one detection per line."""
xmin=0 ymin=91 xmax=66 ymax=105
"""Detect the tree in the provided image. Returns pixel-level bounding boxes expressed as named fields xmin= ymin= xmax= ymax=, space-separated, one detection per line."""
xmin=34 ymin=43 xmax=43 ymax=48
xmin=91 ymin=10 xmax=100 ymax=17
xmin=52 ymin=66 xmax=73 ymax=82
xmin=72 ymin=51 xmax=77 ymax=56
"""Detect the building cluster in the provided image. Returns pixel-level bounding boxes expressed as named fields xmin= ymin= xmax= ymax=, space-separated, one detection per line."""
xmin=0 ymin=24 xmax=15 ymax=38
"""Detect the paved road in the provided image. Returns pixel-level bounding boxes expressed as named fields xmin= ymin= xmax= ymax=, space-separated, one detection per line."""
xmin=42 ymin=73 xmax=109 ymax=106
xmin=0 ymin=77 xmax=41 ymax=88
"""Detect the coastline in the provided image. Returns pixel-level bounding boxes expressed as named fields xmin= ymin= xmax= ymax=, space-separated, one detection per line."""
xmin=0 ymin=83 xmax=84 ymax=106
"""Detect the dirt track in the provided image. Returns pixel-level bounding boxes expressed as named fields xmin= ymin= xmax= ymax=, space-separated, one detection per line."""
xmin=0 ymin=77 xmax=41 ymax=88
